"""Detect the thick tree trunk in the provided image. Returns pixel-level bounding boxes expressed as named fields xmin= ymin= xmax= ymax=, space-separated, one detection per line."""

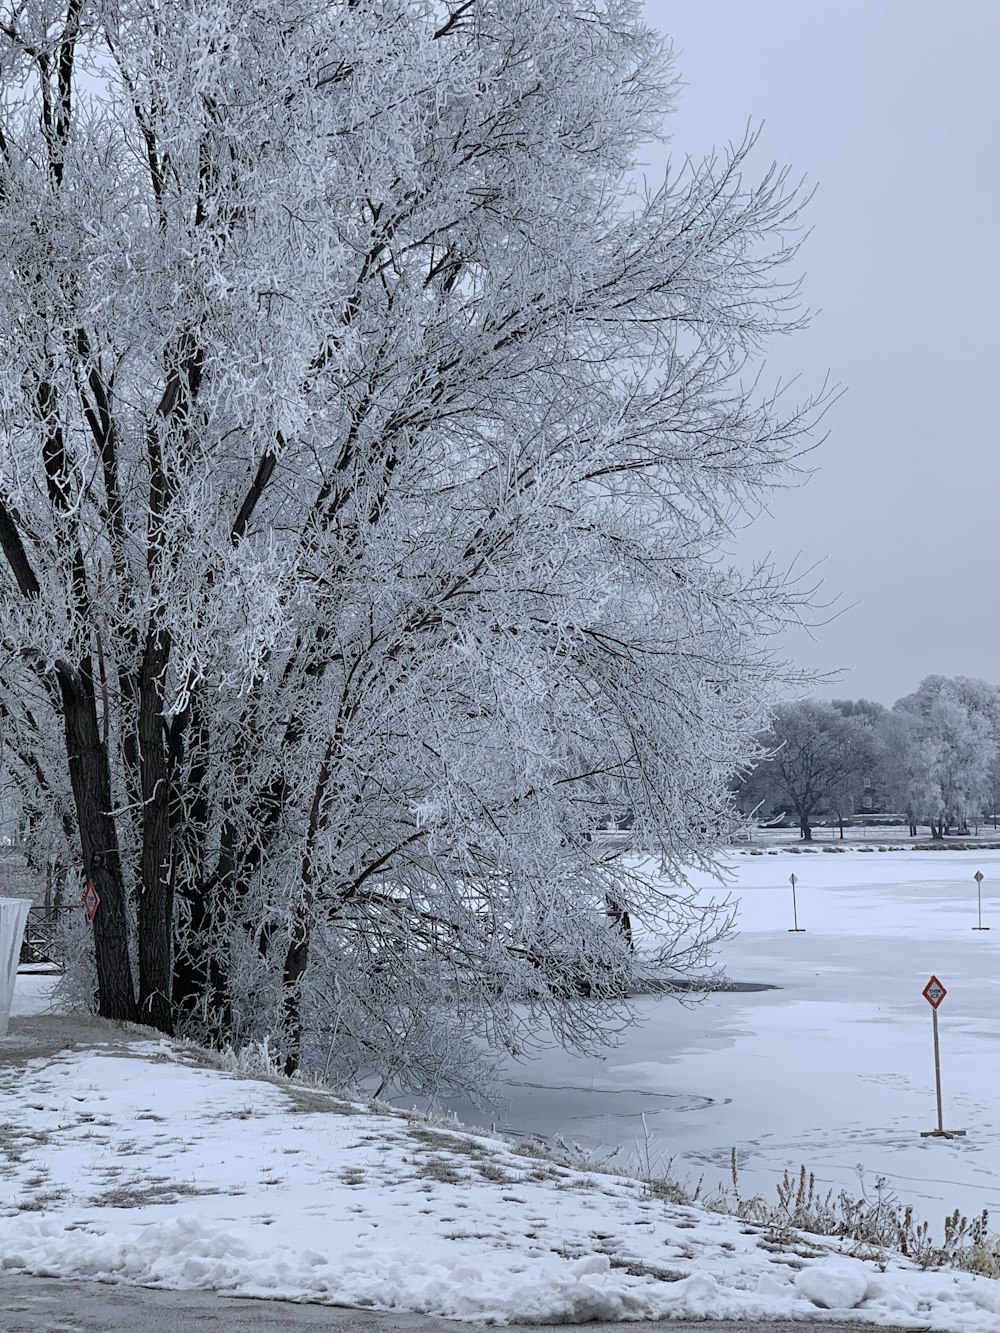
xmin=606 ymin=896 xmax=635 ymax=951
xmin=281 ymin=919 xmax=309 ymax=1077
xmin=136 ymin=625 xmax=174 ymax=1034
xmin=170 ymin=696 xmax=232 ymax=1032
xmin=282 ymin=745 xmax=334 ymax=1075
xmin=838 ymin=817 xmax=844 ymax=840
xmin=172 ymin=882 xmax=214 ymax=1024
xmin=171 ymin=860 xmax=233 ymax=1042
xmin=47 ymin=860 xmax=67 ymax=911
xmin=57 ymin=659 xmax=138 ymax=1023
xmin=799 ymin=815 xmax=812 ymax=841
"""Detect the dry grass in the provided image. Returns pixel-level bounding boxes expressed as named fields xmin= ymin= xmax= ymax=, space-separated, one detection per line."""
xmin=16 ymin=1188 xmax=68 ymax=1211
xmin=90 ymin=1178 xmax=217 ymax=1209
xmin=474 ymin=1161 xmax=518 ymax=1184
xmin=697 ymin=1149 xmax=1000 ymax=1279
xmin=413 ymin=1155 xmax=467 ymax=1185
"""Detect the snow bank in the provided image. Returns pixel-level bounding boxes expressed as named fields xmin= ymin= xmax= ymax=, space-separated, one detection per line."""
xmin=0 ymin=1036 xmax=999 ymax=1328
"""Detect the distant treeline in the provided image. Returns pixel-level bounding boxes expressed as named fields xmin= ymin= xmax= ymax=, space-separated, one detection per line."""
xmin=736 ymin=676 xmax=1000 ymax=841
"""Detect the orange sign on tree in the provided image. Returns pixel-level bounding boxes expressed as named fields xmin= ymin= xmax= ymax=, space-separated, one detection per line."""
xmin=82 ymin=879 xmax=100 ymax=922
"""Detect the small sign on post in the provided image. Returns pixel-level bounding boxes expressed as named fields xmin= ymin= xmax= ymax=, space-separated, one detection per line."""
xmin=919 ymin=975 xmax=966 ymax=1139
xmin=973 ymin=871 xmax=989 ymax=931
xmin=788 ymin=873 xmax=805 ymax=932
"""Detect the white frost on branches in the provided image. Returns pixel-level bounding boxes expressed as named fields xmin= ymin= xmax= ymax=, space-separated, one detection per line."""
xmin=0 ymin=0 xmax=825 ymax=1090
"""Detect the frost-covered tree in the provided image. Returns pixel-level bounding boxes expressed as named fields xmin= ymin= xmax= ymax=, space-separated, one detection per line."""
xmin=831 ymin=698 xmax=886 ymax=728
xmin=878 ymin=709 xmax=935 ymax=836
xmin=826 ymin=700 xmax=883 ymax=837
xmin=0 ymin=0 xmax=823 ymax=1084
xmin=986 ymin=751 xmax=1000 ymax=829
xmin=892 ymin=677 xmax=997 ymax=838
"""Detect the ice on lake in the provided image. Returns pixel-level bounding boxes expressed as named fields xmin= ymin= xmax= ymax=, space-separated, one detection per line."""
xmin=426 ymin=847 xmax=1000 ymax=1233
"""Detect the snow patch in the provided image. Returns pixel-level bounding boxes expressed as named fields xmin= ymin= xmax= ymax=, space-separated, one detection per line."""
xmin=795 ymin=1260 xmax=870 ymax=1310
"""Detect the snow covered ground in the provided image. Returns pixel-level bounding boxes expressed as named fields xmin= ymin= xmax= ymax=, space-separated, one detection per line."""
xmin=5 ymin=850 xmax=1000 ymax=1327
xmin=0 ymin=1014 xmax=997 ymax=1328
xmin=425 ymin=848 xmax=1000 ymax=1237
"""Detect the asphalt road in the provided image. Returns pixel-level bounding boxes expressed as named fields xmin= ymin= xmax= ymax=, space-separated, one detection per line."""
xmin=0 ymin=1275 xmax=928 ymax=1333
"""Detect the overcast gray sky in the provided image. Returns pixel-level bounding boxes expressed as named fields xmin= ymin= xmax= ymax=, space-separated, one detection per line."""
xmin=642 ymin=1 xmax=999 ymax=705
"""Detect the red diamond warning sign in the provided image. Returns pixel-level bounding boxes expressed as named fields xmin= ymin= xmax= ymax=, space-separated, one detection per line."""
xmin=82 ymin=879 xmax=100 ymax=922
xmin=922 ymin=975 xmax=946 ymax=1009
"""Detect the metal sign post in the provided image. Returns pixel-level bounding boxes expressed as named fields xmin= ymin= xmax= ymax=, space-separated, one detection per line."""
xmin=788 ymin=873 xmax=805 ymax=932
xmin=973 ymin=870 xmax=989 ymax=930
xmin=919 ymin=976 xmax=966 ymax=1139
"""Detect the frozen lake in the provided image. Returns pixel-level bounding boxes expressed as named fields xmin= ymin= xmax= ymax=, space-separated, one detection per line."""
xmin=426 ymin=847 xmax=1000 ymax=1236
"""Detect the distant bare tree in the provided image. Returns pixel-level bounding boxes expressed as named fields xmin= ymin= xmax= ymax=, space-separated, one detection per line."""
xmin=748 ymin=701 xmax=875 ymax=841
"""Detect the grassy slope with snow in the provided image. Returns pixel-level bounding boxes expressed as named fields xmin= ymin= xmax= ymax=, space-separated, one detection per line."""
xmin=0 ymin=1010 xmax=998 ymax=1328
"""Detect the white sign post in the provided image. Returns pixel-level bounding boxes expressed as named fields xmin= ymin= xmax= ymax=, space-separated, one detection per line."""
xmin=788 ymin=873 xmax=805 ymax=932
xmin=0 ymin=898 xmax=32 ymax=1037
xmin=973 ymin=871 xmax=989 ymax=931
